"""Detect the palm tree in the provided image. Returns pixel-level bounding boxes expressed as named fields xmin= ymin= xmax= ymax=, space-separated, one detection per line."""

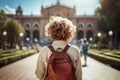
xmin=3 ymin=18 xmax=25 ymax=48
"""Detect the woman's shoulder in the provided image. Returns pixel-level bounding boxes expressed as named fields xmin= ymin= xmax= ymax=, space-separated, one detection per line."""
xmin=40 ymin=44 xmax=79 ymax=52
xmin=68 ymin=45 xmax=80 ymax=59
xmin=69 ymin=44 xmax=80 ymax=52
xmin=40 ymin=46 xmax=50 ymax=51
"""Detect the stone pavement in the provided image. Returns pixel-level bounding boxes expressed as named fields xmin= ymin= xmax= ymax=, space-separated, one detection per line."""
xmin=81 ymin=57 xmax=120 ymax=80
xmin=0 ymin=53 xmax=120 ymax=80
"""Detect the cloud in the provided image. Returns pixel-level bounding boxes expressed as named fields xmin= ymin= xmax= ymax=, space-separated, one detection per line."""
xmin=2 ymin=5 xmax=15 ymax=14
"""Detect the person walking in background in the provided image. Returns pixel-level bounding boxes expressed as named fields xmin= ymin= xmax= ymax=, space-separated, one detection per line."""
xmin=35 ymin=16 xmax=82 ymax=80
xmin=82 ymin=40 xmax=89 ymax=66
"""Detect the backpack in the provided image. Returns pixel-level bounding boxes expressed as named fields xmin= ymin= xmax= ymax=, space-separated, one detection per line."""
xmin=82 ymin=44 xmax=88 ymax=51
xmin=45 ymin=45 xmax=76 ymax=80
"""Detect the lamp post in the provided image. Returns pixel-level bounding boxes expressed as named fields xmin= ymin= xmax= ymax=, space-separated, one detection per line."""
xmin=89 ymin=37 xmax=93 ymax=42
xmin=34 ymin=38 xmax=38 ymax=50
xmin=19 ymin=32 xmax=24 ymax=50
xmin=97 ymin=32 xmax=102 ymax=50
xmin=34 ymin=38 xmax=38 ymax=43
xmin=3 ymin=31 xmax=7 ymax=50
xmin=108 ymin=30 xmax=113 ymax=50
xmin=89 ymin=37 xmax=93 ymax=49
xmin=80 ymin=38 xmax=83 ymax=43
xmin=26 ymin=37 xmax=30 ymax=49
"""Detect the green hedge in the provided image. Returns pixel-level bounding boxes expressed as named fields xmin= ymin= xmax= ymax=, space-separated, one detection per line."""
xmin=89 ymin=50 xmax=120 ymax=70
xmin=0 ymin=49 xmax=37 ymax=68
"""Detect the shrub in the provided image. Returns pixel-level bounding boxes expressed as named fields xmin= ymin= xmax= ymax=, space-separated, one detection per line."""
xmin=89 ymin=49 xmax=120 ymax=70
xmin=0 ymin=49 xmax=37 ymax=68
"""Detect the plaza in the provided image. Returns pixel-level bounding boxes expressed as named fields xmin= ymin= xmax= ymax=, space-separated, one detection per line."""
xmin=0 ymin=53 xmax=120 ymax=80
xmin=0 ymin=0 xmax=120 ymax=80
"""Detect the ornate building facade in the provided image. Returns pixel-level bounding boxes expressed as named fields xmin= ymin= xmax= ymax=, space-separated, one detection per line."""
xmin=8 ymin=1 xmax=98 ymax=45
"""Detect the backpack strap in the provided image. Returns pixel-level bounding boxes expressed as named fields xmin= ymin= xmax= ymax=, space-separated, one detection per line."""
xmin=48 ymin=45 xmax=55 ymax=52
xmin=48 ymin=45 xmax=70 ymax=53
xmin=63 ymin=44 xmax=70 ymax=53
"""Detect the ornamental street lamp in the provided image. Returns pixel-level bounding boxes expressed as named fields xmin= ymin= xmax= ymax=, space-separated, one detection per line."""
xmin=3 ymin=31 xmax=7 ymax=36
xmin=26 ymin=37 xmax=30 ymax=41
xmin=89 ymin=37 xmax=93 ymax=44
xmin=89 ymin=37 xmax=93 ymax=42
xmin=19 ymin=32 xmax=24 ymax=50
xmin=34 ymin=38 xmax=38 ymax=43
xmin=80 ymin=38 xmax=83 ymax=43
xmin=89 ymin=37 xmax=93 ymax=49
xmin=26 ymin=37 xmax=30 ymax=49
xmin=34 ymin=38 xmax=39 ymax=51
xmin=97 ymin=32 xmax=101 ymax=37
xmin=108 ymin=30 xmax=113 ymax=50
xmin=97 ymin=32 xmax=102 ymax=50
xmin=19 ymin=32 xmax=24 ymax=37
xmin=3 ymin=31 xmax=7 ymax=50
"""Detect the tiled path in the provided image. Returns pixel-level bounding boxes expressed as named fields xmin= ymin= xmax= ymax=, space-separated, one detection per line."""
xmin=81 ymin=57 xmax=120 ymax=80
xmin=0 ymin=53 xmax=120 ymax=80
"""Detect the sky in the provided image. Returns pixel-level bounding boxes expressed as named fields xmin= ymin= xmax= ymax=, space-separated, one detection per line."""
xmin=0 ymin=0 xmax=100 ymax=15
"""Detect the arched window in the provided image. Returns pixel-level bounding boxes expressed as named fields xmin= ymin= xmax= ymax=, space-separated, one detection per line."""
xmin=87 ymin=23 xmax=93 ymax=28
xmin=33 ymin=23 xmax=39 ymax=29
xmin=78 ymin=23 xmax=84 ymax=28
xmin=24 ymin=23 xmax=30 ymax=29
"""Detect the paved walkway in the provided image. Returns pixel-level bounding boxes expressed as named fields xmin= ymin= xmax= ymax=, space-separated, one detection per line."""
xmin=0 ymin=53 xmax=120 ymax=80
xmin=81 ymin=57 xmax=120 ymax=80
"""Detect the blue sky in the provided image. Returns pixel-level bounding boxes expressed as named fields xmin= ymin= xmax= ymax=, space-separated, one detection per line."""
xmin=0 ymin=0 xmax=100 ymax=15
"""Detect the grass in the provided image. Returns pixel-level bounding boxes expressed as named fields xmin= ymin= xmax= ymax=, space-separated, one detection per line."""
xmin=0 ymin=49 xmax=37 ymax=68
xmin=89 ymin=49 xmax=120 ymax=70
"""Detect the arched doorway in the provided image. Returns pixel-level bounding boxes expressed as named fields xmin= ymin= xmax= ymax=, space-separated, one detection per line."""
xmin=86 ymin=30 xmax=93 ymax=41
xmin=33 ymin=30 xmax=39 ymax=43
xmin=77 ymin=30 xmax=84 ymax=42
xmin=23 ymin=30 xmax=30 ymax=46
xmin=24 ymin=30 xmax=30 ymax=41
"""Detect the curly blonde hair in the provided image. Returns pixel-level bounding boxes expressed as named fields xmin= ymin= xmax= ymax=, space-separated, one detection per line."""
xmin=45 ymin=16 xmax=76 ymax=41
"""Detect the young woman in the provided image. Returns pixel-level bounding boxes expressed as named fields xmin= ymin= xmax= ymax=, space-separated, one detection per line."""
xmin=35 ymin=16 xmax=82 ymax=80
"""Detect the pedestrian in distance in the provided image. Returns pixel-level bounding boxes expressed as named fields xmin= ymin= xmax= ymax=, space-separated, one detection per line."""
xmin=82 ymin=40 xmax=89 ymax=66
xmin=35 ymin=16 xmax=82 ymax=80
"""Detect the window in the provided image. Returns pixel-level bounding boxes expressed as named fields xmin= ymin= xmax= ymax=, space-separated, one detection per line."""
xmin=33 ymin=23 xmax=39 ymax=29
xmin=78 ymin=24 xmax=84 ymax=28
xmin=24 ymin=23 xmax=30 ymax=29
xmin=87 ymin=23 xmax=93 ymax=28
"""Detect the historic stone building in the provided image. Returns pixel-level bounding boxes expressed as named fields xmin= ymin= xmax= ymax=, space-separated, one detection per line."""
xmin=8 ymin=0 xmax=98 ymax=45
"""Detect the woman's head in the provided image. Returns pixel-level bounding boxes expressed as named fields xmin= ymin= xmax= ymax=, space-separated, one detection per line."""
xmin=45 ymin=16 xmax=76 ymax=41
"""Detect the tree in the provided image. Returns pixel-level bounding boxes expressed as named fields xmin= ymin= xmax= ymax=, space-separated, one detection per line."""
xmin=0 ymin=10 xmax=7 ymax=31
xmin=97 ymin=0 xmax=120 ymax=49
xmin=3 ymin=19 xmax=25 ymax=48
xmin=0 ymin=10 xmax=8 ymax=48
